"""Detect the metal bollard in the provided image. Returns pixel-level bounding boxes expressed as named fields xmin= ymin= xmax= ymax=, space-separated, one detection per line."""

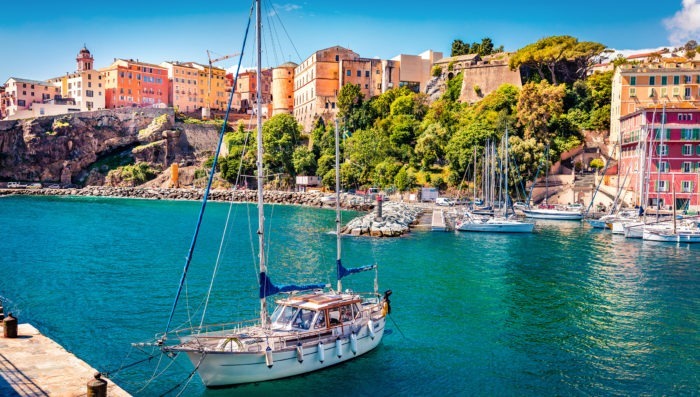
xmin=3 ymin=313 xmax=17 ymax=338
xmin=86 ymin=372 xmax=107 ymax=397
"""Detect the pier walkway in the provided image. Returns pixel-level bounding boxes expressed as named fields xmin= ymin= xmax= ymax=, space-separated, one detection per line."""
xmin=0 ymin=323 xmax=129 ymax=396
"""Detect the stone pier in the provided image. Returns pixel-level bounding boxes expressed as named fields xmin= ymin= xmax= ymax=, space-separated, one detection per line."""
xmin=0 ymin=323 xmax=129 ymax=396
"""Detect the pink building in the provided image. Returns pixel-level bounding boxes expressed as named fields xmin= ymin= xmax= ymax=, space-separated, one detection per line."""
xmin=619 ymin=104 xmax=700 ymax=212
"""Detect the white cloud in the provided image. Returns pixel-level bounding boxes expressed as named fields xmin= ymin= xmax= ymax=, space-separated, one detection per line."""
xmin=664 ymin=0 xmax=700 ymax=45
xmin=274 ymin=3 xmax=301 ymax=12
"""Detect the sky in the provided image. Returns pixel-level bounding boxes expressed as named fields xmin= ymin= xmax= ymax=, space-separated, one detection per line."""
xmin=1 ymin=0 xmax=699 ymax=81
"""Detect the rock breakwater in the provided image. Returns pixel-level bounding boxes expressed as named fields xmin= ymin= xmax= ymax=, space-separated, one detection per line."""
xmin=0 ymin=187 xmax=374 ymax=210
xmin=341 ymin=202 xmax=423 ymax=237
xmin=1 ymin=187 xmax=424 ymax=236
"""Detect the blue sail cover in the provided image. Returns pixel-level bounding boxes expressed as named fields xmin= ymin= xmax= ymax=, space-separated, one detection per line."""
xmin=259 ymin=272 xmax=326 ymax=299
xmin=337 ymin=259 xmax=376 ymax=280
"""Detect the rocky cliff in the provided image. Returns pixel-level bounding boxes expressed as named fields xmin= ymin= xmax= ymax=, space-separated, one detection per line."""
xmin=0 ymin=108 xmax=223 ymax=185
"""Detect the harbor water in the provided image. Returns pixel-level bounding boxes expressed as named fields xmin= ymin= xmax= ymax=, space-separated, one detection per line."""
xmin=0 ymin=195 xmax=697 ymax=396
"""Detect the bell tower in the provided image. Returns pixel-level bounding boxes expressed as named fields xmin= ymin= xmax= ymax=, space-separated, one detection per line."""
xmin=76 ymin=45 xmax=93 ymax=72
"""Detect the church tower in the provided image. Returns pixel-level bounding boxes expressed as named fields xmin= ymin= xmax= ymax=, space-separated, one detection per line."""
xmin=76 ymin=45 xmax=93 ymax=72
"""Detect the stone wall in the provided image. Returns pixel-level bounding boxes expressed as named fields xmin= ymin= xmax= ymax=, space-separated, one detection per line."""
xmin=460 ymin=62 xmax=522 ymax=103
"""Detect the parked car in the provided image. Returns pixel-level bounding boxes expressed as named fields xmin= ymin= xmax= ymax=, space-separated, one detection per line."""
xmin=513 ymin=201 xmax=528 ymax=210
xmin=436 ymin=197 xmax=455 ymax=206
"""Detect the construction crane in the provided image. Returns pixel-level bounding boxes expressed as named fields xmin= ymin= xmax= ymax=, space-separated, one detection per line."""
xmin=203 ymin=50 xmax=240 ymax=119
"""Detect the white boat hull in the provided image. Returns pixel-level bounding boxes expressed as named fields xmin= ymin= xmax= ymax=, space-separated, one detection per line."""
xmin=522 ymin=209 xmax=582 ymax=220
xmin=643 ymin=229 xmax=700 ymax=243
xmin=180 ymin=318 xmax=385 ymax=387
xmin=623 ymin=222 xmax=645 ymax=238
xmin=456 ymin=221 xmax=534 ymax=233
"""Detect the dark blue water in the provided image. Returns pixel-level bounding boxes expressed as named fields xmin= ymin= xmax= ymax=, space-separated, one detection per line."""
xmin=1 ymin=195 xmax=698 ymax=396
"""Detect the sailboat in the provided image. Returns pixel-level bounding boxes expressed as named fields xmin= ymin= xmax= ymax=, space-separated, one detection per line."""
xmin=156 ymin=1 xmax=391 ymax=387
xmin=456 ymin=127 xmax=535 ymax=233
xmin=522 ymin=146 xmax=583 ymax=220
xmin=643 ymin=174 xmax=700 ymax=242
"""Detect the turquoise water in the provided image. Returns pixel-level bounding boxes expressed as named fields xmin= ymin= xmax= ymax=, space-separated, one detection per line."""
xmin=0 ymin=195 xmax=698 ymax=396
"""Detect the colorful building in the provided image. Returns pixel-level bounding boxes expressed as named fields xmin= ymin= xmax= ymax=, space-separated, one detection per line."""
xmin=47 ymin=46 xmax=105 ymax=112
xmin=1 ymin=77 xmax=62 ymax=119
xmin=293 ymin=46 xmax=403 ymax=132
xmin=160 ymin=61 xmax=200 ymax=113
xmin=100 ymin=59 xmax=168 ymax=108
xmin=229 ymin=68 xmax=272 ymax=114
xmin=619 ymin=104 xmax=700 ymax=211
xmin=182 ymin=62 xmax=228 ymax=112
xmin=610 ymin=57 xmax=700 ymax=155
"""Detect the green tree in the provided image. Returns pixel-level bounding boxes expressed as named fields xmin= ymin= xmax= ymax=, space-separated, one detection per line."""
xmin=337 ymin=83 xmax=366 ymax=130
xmin=344 ymin=127 xmax=391 ymax=186
xmin=394 ymin=166 xmax=415 ymax=192
xmin=509 ymin=35 xmax=606 ymax=84
xmin=507 ymin=136 xmax=547 ymax=185
xmin=415 ymin=123 xmax=446 ymax=169
xmin=292 ymin=146 xmax=317 ymax=176
xmin=516 ymin=81 xmax=566 ymax=143
xmin=451 ymin=39 xmax=469 ymax=56
xmin=262 ymin=114 xmax=302 ymax=178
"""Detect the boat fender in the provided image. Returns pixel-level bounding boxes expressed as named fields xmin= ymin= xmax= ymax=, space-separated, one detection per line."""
xmin=265 ymin=346 xmax=273 ymax=368
xmin=350 ymin=332 xmax=358 ymax=355
xmin=383 ymin=290 xmax=392 ymax=315
xmin=296 ymin=343 xmax=304 ymax=363
xmin=318 ymin=341 xmax=325 ymax=363
xmin=335 ymin=337 xmax=342 ymax=358
xmin=368 ymin=319 xmax=375 ymax=340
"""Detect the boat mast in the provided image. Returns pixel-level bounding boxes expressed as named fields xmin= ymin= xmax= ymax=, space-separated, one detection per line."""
xmin=472 ymin=146 xmax=477 ymax=208
xmin=656 ymin=103 xmax=666 ymax=222
xmin=335 ymin=120 xmax=343 ymax=292
xmin=504 ymin=126 xmax=509 ymax=218
xmin=255 ymin=0 xmax=268 ymax=327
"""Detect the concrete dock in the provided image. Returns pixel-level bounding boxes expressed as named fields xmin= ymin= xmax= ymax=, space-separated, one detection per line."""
xmin=0 ymin=323 xmax=130 ymax=396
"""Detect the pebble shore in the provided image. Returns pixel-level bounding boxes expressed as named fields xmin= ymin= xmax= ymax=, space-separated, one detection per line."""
xmin=0 ymin=187 xmax=424 ymax=237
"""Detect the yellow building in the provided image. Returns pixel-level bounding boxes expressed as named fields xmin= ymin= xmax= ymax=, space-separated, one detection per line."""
xmin=184 ymin=62 xmax=228 ymax=112
xmin=160 ymin=61 xmax=200 ymax=113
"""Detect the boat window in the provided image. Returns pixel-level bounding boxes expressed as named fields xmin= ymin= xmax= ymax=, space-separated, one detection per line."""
xmin=340 ymin=305 xmax=353 ymax=322
xmin=328 ymin=307 xmax=341 ymax=325
xmin=292 ymin=309 xmax=315 ymax=330
xmin=271 ymin=305 xmax=298 ymax=328
xmin=314 ymin=311 xmax=326 ymax=329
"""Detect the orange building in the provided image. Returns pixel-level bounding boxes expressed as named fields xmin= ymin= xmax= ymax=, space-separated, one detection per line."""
xmin=272 ymin=62 xmax=297 ymax=116
xmin=227 ymin=68 xmax=272 ymax=113
xmin=100 ymin=59 xmax=169 ymax=108
xmin=293 ymin=46 xmax=401 ymax=132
